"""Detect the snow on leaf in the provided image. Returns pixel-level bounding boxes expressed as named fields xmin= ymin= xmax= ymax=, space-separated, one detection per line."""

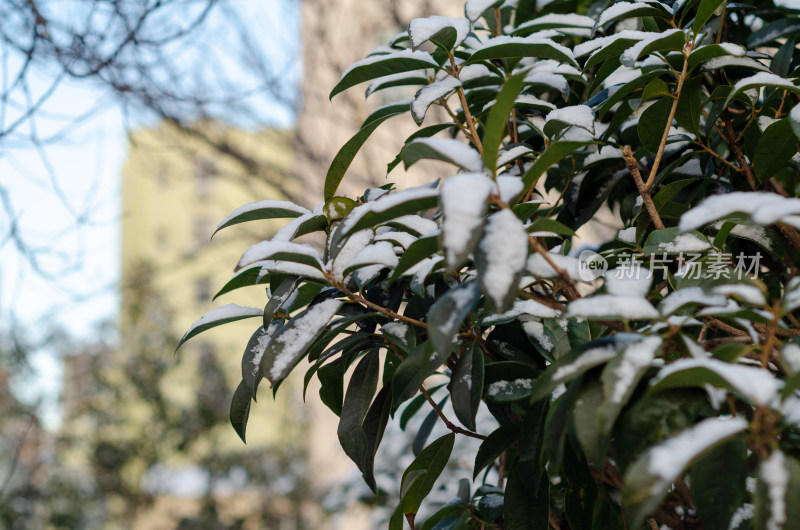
xmin=215 ymin=200 xmax=310 ymax=235
xmin=651 ymin=357 xmax=781 ymax=405
xmin=791 ymin=103 xmax=800 ymax=140
xmin=526 ymin=252 xmax=582 ymax=280
xmin=441 ymin=173 xmax=493 ymax=271
xmin=469 ymin=36 xmax=578 ymax=67
xmin=551 ymin=346 xmax=617 ymax=383
xmin=646 ymin=416 xmax=748 ymax=481
xmin=331 ymin=50 xmax=438 ymax=98
xmin=406 ymin=137 xmax=484 ymax=172
xmin=237 ymin=240 xmax=323 ymax=270
xmin=365 ymin=71 xmax=428 ymax=98
xmin=178 ymin=304 xmax=263 ymax=349
xmin=659 ymin=287 xmax=727 ymax=316
xmin=566 ymin=295 xmax=659 ymax=320
xmin=524 ymin=71 xmax=569 ymax=97
xmin=658 ymin=232 xmax=712 ymax=252
xmin=620 ymin=28 xmax=683 ymax=67
xmin=604 ymin=267 xmax=652 ymax=297
xmin=332 ymin=229 xmax=373 ymax=281
xmin=496 ymin=146 xmax=533 ymax=168
xmin=344 ymin=241 xmax=399 ymax=277
xmin=594 ymin=2 xmax=667 ymax=30
xmin=782 ymin=343 xmax=800 ymax=374
xmin=265 ymin=299 xmax=343 ymax=384
xmin=607 ymin=336 xmax=661 ymax=403
xmin=617 ymin=227 xmax=637 ymax=243
xmin=477 ymin=209 xmax=529 ymax=311
xmin=729 ymin=73 xmax=800 ymax=105
xmin=374 ymin=230 xmax=418 ymax=249
xmin=408 ymin=16 xmax=470 ymax=50
xmin=546 ymin=105 xmax=595 ymax=134
xmin=257 ymin=260 xmax=329 ymax=283
xmin=678 ymin=192 xmax=800 ymax=232
xmin=760 ymin=451 xmax=789 ymax=530
xmin=465 ymin=0 xmax=503 ymax=21
xmin=481 ymin=299 xmax=560 ymax=324
xmin=515 ymin=13 xmax=595 ymax=33
xmin=389 ymin=215 xmax=438 ymax=237
xmin=428 ymin=281 xmax=482 ymax=361
xmin=411 ymin=77 xmax=462 ymax=125
xmin=711 ymin=284 xmax=766 ymax=306
xmin=486 ymin=378 xmax=534 ymax=402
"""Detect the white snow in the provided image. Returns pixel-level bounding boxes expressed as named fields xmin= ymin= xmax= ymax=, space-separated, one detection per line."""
xmin=366 ymin=71 xmax=427 ymax=97
xmin=441 ymin=173 xmax=493 ymax=269
xmin=409 ymin=137 xmax=484 ymax=172
xmin=596 ymin=2 xmax=659 ymax=28
xmin=268 ymin=299 xmax=343 ymax=381
xmin=653 ymin=358 xmax=781 ymax=406
xmin=658 ymin=233 xmax=711 ymax=252
xmin=728 ymin=504 xmax=754 ymax=530
xmin=332 ymin=229 xmax=373 ymax=281
xmin=381 ymin=322 xmax=409 ymax=341
xmin=257 ymin=260 xmax=328 ymax=282
xmin=515 ymin=13 xmax=595 ymax=31
xmin=340 ymin=49 xmax=438 ymax=80
xmin=604 ymin=267 xmax=652 ymax=297
xmin=546 ymin=105 xmax=595 ymax=134
xmin=782 ymin=343 xmax=800 ymax=373
xmin=551 ymin=346 xmax=617 ymax=382
xmin=473 ymin=35 xmax=576 ymax=64
xmin=182 ymin=304 xmax=262 ymax=341
xmin=216 ymin=200 xmax=309 ymax=231
xmin=647 ymin=416 xmax=748 ymax=480
xmin=250 ymin=321 xmax=282 ymax=376
xmin=514 ymin=94 xmax=557 ymax=110
xmin=610 ymin=336 xmax=662 ymax=403
xmin=527 ymin=252 xmax=582 ymax=280
xmin=459 ymin=64 xmax=494 ymax=83
xmin=679 ymin=192 xmax=795 ymax=232
xmin=465 ymin=0 xmax=501 ymax=21
xmin=711 ymin=284 xmax=766 ymax=306
xmin=409 ymin=256 xmax=443 ymax=285
xmin=237 ymin=240 xmax=323 ymax=270
xmin=621 ymin=28 xmax=683 ymax=67
xmin=702 ymin=56 xmax=770 ymax=72
xmin=732 ymin=72 xmax=798 ymax=95
xmin=617 ymin=227 xmax=637 ymax=243
xmin=408 ymin=16 xmax=471 ymax=50
xmin=336 ymin=185 xmax=439 ymax=245
xmin=483 ymin=299 xmax=561 ymax=324
xmin=374 ymin=230 xmax=417 ymax=249
xmin=479 ymin=209 xmax=529 ymax=309
xmin=497 ymin=147 xmax=533 ymax=168
xmin=487 ymin=378 xmax=533 ymax=397
xmin=273 ymin=207 xmax=323 ymax=242
xmin=659 ymin=287 xmax=727 ymax=316
xmin=522 ymin=319 xmax=554 ymax=351
xmin=411 ymin=77 xmax=462 ymax=124
xmin=792 ymin=103 xmax=800 ymax=131
xmin=761 ymin=451 xmax=788 ymax=530
xmin=524 ymin=71 xmax=569 ymax=95
xmin=346 ymin=241 xmax=399 ymax=271
xmin=565 ymin=295 xmax=659 ymax=320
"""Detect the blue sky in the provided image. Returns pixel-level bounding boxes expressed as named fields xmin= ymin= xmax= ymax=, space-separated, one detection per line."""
xmin=0 ymin=0 xmax=299 ymax=425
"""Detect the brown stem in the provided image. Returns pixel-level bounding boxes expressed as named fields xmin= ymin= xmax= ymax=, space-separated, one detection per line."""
xmin=715 ymin=1 xmax=728 ymax=44
xmin=723 ymin=116 xmax=757 ymax=190
xmin=333 ymin=280 xmax=428 ymax=329
xmin=528 ymin=236 xmax=581 ymax=300
xmin=644 ymin=42 xmax=693 ymax=190
xmin=622 ymin=146 xmax=665 ymax=229
xmin=762 ymin=302 xmax=781 ymax=368
xmin=420 ymin=386 xmax=486 ymax=440
xmin=449 ymin=54 xmax=484 ymax=156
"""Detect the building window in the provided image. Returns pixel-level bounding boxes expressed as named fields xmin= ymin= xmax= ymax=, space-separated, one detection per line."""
xmin=195 ymin=277 xmax=211 ymax=304
xmin=194 ymin=158 xmax=216 ymax=198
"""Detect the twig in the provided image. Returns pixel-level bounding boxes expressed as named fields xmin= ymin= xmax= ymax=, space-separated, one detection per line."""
xmin=723 ymin=116 xmax=757 ymax=190
xmin=528 ymin=236 xmax=581 ymax=300
xmin=621 ymin=146 xmax=665 ymax=229
xmin=449 ymin=54 xmax=484 ymax=155
xmin=420 ymin=387 xmax=486 ymax=440
xmin=333 ymin=279 xmax=428 ymax=329
xmin=644 ymin=42 xmax=693 ymax=190
xmin=762 ymin=302 xmax=781 ymax=368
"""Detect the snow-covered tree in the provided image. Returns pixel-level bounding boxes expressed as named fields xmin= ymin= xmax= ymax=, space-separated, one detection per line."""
xmin=182 ymin=0 xmax=800 ymax=528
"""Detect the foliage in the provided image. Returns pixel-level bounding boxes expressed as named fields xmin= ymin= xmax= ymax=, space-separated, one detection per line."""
xmin=184 ymin=0 xmax=800 ymax=528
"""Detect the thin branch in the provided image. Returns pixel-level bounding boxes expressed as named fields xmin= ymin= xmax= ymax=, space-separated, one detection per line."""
xmin=621 ymin=146 xmax=665 ymax=230
xmin=420 ymin=386 xmax=486 ymax=440
xmin=449 ymin=53 xmax=483 ymax=156
xmin=528 ymin=236 xmax=581 ymax=300
xmin=333 ymin=280 xmax=428 ymax=329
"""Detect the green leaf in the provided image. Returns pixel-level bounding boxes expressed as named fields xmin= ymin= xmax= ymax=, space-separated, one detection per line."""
xmin=389 ymin=233 xmax=439 ymax=281
xmin=261 ymin=299 xmax=343 ymax=385
xmin=620 ymin=29 xmax=686 ymax=67
xmin=791 ymin=103 xmax=800 ymax=141
xmin=213 ymin=264 xmax=268 ymax=300
xmin=361 ymin=385 xmax=392 ymax=492
xmin=387 ymin=123 xmax=458 ymax=173
xmin=400 ymin=433 xmax=456 ymax=517
xmin=401 ymin=138 xmax=483 ymax=172
xmin=213 ymin=200 xmax=309 ymax=236
xmin=754 ymin=451 xmax=800 ymax=530
xmin=692 ymin=0 xmax=726 ymax=33
xmin=687 ymin=43 xmax=746 ymax=71
xmin=638 ymin=97 xmax=672 ymax=153
xmin=624 ymin=419 xmax=747 ymax=529
xmin=262 ymin=275 xmax=298 ymax=328
xmin=748 ymin=18 xmax=800 ymax=48
xmin=330 ymin=51 xmax=439 ymax=99
xmin=526 ymin=217 xmax=575 ymax=236
xmin=675 ymin=77 xmax=702 ymax=134
xmin=467 ymin=37 xmax=578 ymax=68
xmin=754 ymin=118 xmax=798 ymax=184
xmin=691 ymin=438 xmax=747 ymax=530
xmin=318 ymin=357 xmax=349 ymax=416
xmin=573 ymin=374 xmax=606 ymax=464
xmin=642 ymin=227 xmax=710 ymax=255
xmin=504 ymin=462 xmax=549 ymax=530
xmin=724 ymin=74 xmax=800 ymax=109
xmin=330 ymin=186 xmax=439 ymax=257
xmin=242 ymin=322 xmax=282 ymax=399
xmin=427 ymin=281 xmax=481 ymax=368
xmin=324 ymin=100 xmax=411 ymax=200
xmin=392 ymin=344 xmax=426 ymax=408
xmin=337 ymin=350 xmax=379 ymax=485
xmin=230 ymin=380 xmax=252 ymax=443
xmin=521 ymin=141 xmax=594 ymax=196
xmin=474 ymin=423 xmax=523 ymax=480
xmin=449 ymin=345 xmax=484 ymax=431
xmin=482 ymin=72 xmax=526 ymax=175
xmin=177 ymin=304 xmax=263 ymax=350
xmin=324 ymin=196 xmax=358 ymax=222
xmin=593 ymin=3 xmax=672 ymax=33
